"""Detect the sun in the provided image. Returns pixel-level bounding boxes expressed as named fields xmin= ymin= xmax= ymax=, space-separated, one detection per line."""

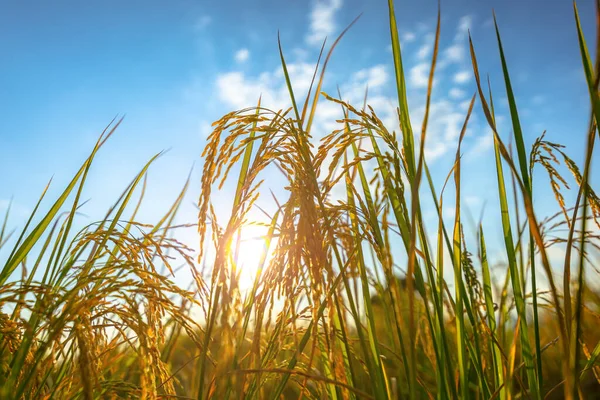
xmin=231 ymin=223 xmax=273 ymax=290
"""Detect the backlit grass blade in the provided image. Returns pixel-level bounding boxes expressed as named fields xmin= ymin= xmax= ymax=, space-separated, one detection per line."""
xmin=480 ymin=225 xmax=506 ymax=399
xmin=273 ymin=16 xmax=385 ymax=400
xmin=387 ymin=0 xmax=415 ymax=178
xmin=231 ymin=99 xmax=262 ymax=270
xmin=335 ymin=88 xmax=395 ymax=395
xmin=493 ymin=16 xmax=543 ymax=393
xmin=423 ymin=162 xmax=461 ymax=400
xmin=145 ymin=169 xmax=193 ymax=271
xmin=8 ymin=150 xmax=162 ymax=400
xmin=344 ymin=152 xmax=388 ymax=399
xmin=0 ymin=118 xmax=121 ymax=286
xmin=198 ymin=99 xmax=262 ymax=400
xmin=51 ymin=134 xmax=126 ymax=283
xmin=0 ymin=199 xmax=13 ymax=250
xmin=469 ymin=34 xmax=541 ymax=399
xmin=571 ymin=3 xmax=600 ymax=397
xmin=304 ymin=14 xmax=360 ymax=137
xmin=471 ymin=38 xmax=566 ymax=364
xmin=233 ymin=98 xmax=261 ymax=209
xmin=300 ymin=39 xmax=326 ymax=126
xmin=452 ymin=94 xmax=479 ymax=398
xmin=340 ymin=119 xmax=410 ymax=376
xmin=278 ymin=35 xmax=301 ymax=123
xmin=492 ymin=16 xmax=531 ymax=192
xmin=58 ymin=150 xmax=164 ymax=287
xmin=269 ymin=253 xmax=358 ymax=400
xmin=582 ymin=339 xmax=600 ymax=380
xmin=227 ymin=209 xmax=280 ymax=399
xmin=406 ymin=9 xmax=440 ymax=397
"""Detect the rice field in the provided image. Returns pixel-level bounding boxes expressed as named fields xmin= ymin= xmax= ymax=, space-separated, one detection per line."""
xmin=1 ymin=0 xmax=600 ymax=399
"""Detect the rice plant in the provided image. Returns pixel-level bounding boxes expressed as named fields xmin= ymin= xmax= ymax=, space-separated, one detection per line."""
xmin=1 ymin=0 xmax=599 ymax=399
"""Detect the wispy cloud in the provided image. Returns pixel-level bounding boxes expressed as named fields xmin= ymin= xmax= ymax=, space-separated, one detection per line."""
xmin=415 ymin=33 xmax=434 ymax=60
xmin=215 ymin=62 xmax=317 ymax=111
xmin=454 ymin=70 xmax=471 ymax=84
xmin=457 ymin=15 xmax=473 ymax=37
xmin=306 ymin=0 xmax=343 ymax=46
xmin=469 ymin=133 xmax=494 ymax=156
xmin=410 ymin=62 xmax=430 ymax=88
xmin=444 ymin=44 xmax=464 ymax=63
xmin=194 ymin=15 xmax=212 ymax=31
xmin=416 ymin=43 xmax=432 ymax=60
xmin=234 ymin=48 xmax=250 ymax=63
xmin=402 ymin=31 xmax=416 ymax=43
xmin=212 ymin=11 xmax=484 ymax=170
xmin=467 ymin=115 xmax=506 ymax=159
xmin=352 ymin=65 xmax=388 ymax=88
xmin=459 ymin=99 xmax=473 ymax=111
xmin=449 ymin=88 xmax=466 ymax=99
xmin=438 ymin=15 xmax=473 ymax=67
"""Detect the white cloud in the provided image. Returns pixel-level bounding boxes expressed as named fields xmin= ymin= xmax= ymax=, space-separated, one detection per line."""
xmin=470 ymin=133 xmax=494 ymax=156
xmin=459 ymin=99 xmax=472 ymax=111
xmin=409 ymin=98 xmax=475 ymax=162
xmin=215 ymin=62 xmax=319 ymax=111
xmin=467 ymin=115 xmax=506 ymax=159
xmin=195 ymin=15 xmax=212 ymax=30
xmin=336 ymin=65 xmax=396 ymax=128
xmin=438 ymin=15 xmax=472 ymax=67
xmin=234 ymin=48 xmax=250 ymax=63
xmin=306 ymin=0 xmax=343 ymax=46
xmin=189 ymin=5 xmax=543 ymax=277
xmin=457 ymin=15 xmax=473 ymax=37
xmin=212 ymin=62 xmax=469 ymax=188
xmin=213 ymin=58 xmax=398 ymax=187
xmin=353 ymin=64 xmax=388 ymax=88
xmin=454 ymin=71 xmax=471 ymax=84
xmin=449 ymin=88 xmax=466 ymax=99
xmin=416 ymin=43 xmax=432 ymax=60
xmin=209 ymin=11 xmax=476 ymax=174
xmin=430 ymin=101 xmax=466 ymax=143
xmin=415 ymin=32 xmax=434 ymax=60
xmin=216 ymin=72 xmax=269 ymax=109
xmin=402 ymin=31 xmax=416 ymax=43
xmin=444 ymin=44 xmax=464 ymax=63
xmin=410 ymin=63 xmax=429 ymax=88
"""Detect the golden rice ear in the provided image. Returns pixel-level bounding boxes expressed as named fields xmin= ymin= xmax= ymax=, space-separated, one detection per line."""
xmin=529 ymin=131 xmax=571 ymax=229
xmin=562 ymin=149 xmax=600 ymax=230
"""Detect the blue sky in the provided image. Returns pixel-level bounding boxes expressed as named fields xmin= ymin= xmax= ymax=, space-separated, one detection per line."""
xmin=0 ymin=0 xmax=598 ymax=281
